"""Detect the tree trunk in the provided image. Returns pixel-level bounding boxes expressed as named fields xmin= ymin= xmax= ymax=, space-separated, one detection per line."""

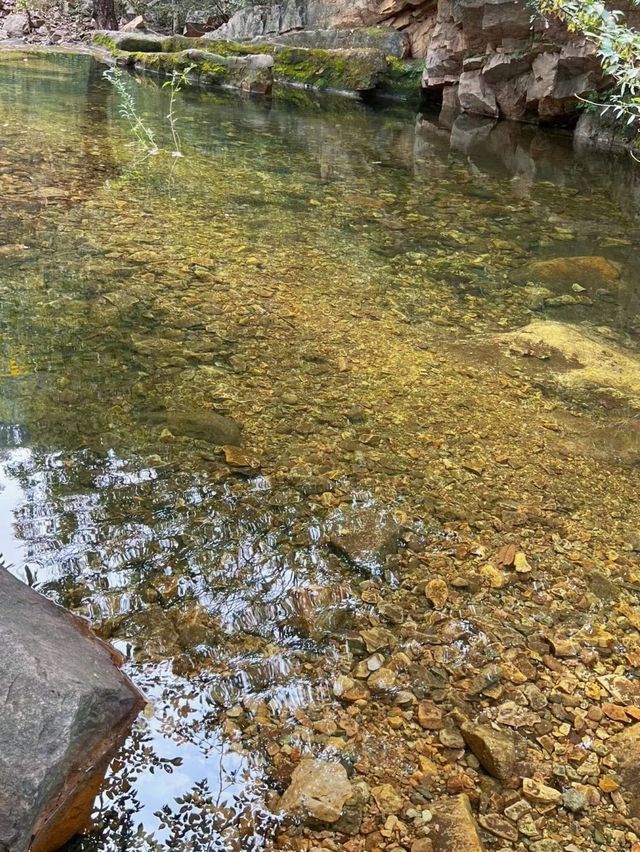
xmin=93 ymin=0 xmax=118 ymax=30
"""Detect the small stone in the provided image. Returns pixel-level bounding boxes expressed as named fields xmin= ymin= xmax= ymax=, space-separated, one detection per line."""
xmin=603 ymin=702 xmax=629 ymax=722
xmin=333 ymin=675 xmax=355 ymax=698
xmin=425 ymin=578 xmax=449 ymax=609
xmin=278 ymin=759 xmax=353 ymax=824
xmin=522 ymin=777 xmax=562 ymax=804
xmin=368 ymin=667 xmax=397 ymax=692
xmin=504 ymin=799 xmax=531 ymax=822
xmin=395 ymin=690 xmax=416 ymax=707
xmin=514 ymin=551 xmax=532 ymax=573
xmin=561 ymin=788 xmax=588 ymax=813
xmin=371 ymin=783 xmax=404 ymax=815
xmin=611 ymin=789 xmax=628 ymax=814
xmin=524 ymin=684 xmax=548 ymax=711
xmin=495 ymin=543 xmax=517 ymax=567
xmin=439 ymin=727 xmax=465 ymax=749
xmin=478 ymin=813 xmax=518 ymax=842
xmin=360 ymin=626 xmax=396 ymax=654
xmin=480 ymin=564 xmax=507 ymax=589
xmin=529 ymin=841 xmax=563 ymax=852
xmin=417 ymin=701 xmax=444 ymax=730
xmin=333 ymin=675 xmax=369 ymax=702
xmin=167 ymin=409 xmax=241 ymax=445
xmin=411 ymin=840 xmax=434 ymax=852
xmin=517 ymin=812 xmax=540 ymax=837
xmin=460 ymin=721 xmax=518 ymax=780
xmin=599 ymin=776 xmax=620 ymax=793
xmin=378 ymin=602 xmax=404 ymax=624
xmin=366 ymin=653 xmax=385 ymax=672
xmin=221 ymin=445 xmax=261 ymax=473
xmin=314 ymin=719 xmax=338 ymax=736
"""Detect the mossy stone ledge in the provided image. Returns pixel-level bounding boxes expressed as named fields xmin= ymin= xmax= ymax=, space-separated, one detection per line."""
xmin=93 ymin=32 xmax=274 ymax=94
xmin=92 ymin=30 xmax=420 ymax=99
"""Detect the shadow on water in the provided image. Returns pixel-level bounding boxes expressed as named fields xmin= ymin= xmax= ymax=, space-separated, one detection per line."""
xmin=0 ymin=51 xmax=639 ymax=849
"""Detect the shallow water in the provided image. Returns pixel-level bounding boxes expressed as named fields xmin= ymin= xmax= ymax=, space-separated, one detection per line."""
xmin=1 ymin=50 xmax=640 ymax=850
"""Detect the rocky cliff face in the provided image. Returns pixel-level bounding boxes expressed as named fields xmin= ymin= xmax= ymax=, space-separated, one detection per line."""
xmin=212 ymin=0 xmax=639 ymax=129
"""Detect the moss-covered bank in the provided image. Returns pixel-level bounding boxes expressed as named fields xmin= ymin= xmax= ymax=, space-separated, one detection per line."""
xmin=92 ymin=30 xmax=422 ymax=100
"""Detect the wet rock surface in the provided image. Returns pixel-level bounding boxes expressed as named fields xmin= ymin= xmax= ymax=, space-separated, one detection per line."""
xmin=0 ymin=567 xmax=143 ymax=852
xmin=205 ymin=0 xmax=640 ymax=136
xmin=326 ymin=504 xmax=402 ymax=574
xmin=278 ymin=758 xmax=356 ymax=825
xmin=166 ymin=409 xmax=242 ymax=445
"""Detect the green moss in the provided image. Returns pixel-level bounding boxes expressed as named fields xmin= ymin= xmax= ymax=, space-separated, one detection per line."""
xmin=93 ymin=33 xmax=118 ymax=52
xmin=271 ymin=46 xmax=387 ymax=93
xmin=379 ymin=56 xmax=423 ymax=102
xmin=94 ymin=33 xmax=393 ymax=97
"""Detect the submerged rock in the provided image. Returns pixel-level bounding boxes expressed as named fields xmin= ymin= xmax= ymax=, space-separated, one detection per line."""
xmin=500 ymin=321 xmax=640 ymax=402
xmin=0 ymin=567 xmax=144 ymax=852
xmin=430 ymin=793 xmax=485 ymax=851
xmin=326 ymin=504 xmax=401 ymax=574
xmin=167 ymin=409 xmax=242 ymax=445
xmin=278 ymin=758 xmax=354 ymax=825
xmin=522 ymin=255 xmax=622 ymax=289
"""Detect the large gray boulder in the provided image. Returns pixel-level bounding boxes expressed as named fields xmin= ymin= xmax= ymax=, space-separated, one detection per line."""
xmin=0 ymin=12 xmax=29 ymax=39
xmin=0 ymin=567 xmax=144 ymax=852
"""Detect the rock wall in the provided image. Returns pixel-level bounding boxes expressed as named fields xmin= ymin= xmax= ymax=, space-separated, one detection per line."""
xmin=210 ymin=0 xmax=640 ymax=130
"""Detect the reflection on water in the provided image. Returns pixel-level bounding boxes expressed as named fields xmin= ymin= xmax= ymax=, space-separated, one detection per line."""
xmin=1 ymin=50 xmax=640 ymax=849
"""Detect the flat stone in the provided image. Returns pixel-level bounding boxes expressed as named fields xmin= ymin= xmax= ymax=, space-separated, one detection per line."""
xmin=372 ymin=783 xmax=404 ymax=815
xmin=417 ymin=700 xmax=444 ymax=730
xmin=221 ymin=445 xmax=261 ymax=473
xmin=439 ymin=727 xmax=465 ymax=749
xmin=327 ymin=505 xmax=401 ymax=574
xmin=360 ymin=626 xmax=397 ymax=653
xmin=278 ymin=758 xmax=353 ymax=824
xmin=478 ymin=812 xmax=518 ymax=842
xmin=522 ymin=777 xmax=562 ymax=805
xmin=0 ymin=567 xmax=144 ymax=852
xmin=430 ymin=793 xmax=485 ymax=851
xmin=368 ymin=667 xmax=397 ymax=692
xmin=460 ymin=721 xmax=518 ymax=780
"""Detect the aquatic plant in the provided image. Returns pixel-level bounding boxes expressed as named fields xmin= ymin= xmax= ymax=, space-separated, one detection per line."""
xmin=162 ymin=65 xmax=195 ymax=157
xmin=103 ymin=66 xmax=159 ymax=156
xmin=103 ymin=64 xmax=194 ymax=158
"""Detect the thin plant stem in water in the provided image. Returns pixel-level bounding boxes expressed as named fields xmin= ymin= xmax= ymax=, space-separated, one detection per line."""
xmin=103 ymin=66 xmax=159 ymax=156
xmin=163 ymin=65 xmax=195 ymax=158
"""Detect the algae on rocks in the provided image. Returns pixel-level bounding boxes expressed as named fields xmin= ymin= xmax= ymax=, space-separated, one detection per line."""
xmin=93 ymin=30 xmax=419 ymax=98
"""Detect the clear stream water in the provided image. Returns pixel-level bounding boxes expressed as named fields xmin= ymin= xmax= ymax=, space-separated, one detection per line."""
xmin=1 ymin=50 xmax=639 ymax=851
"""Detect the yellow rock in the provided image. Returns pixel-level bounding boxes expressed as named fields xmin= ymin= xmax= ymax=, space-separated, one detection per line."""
xmin=500 ymin=321 xmax=640 ymax=402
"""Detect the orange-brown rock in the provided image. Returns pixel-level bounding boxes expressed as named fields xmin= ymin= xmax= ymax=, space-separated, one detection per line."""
xmin=430 ymin=793 xmax=485 ymax=852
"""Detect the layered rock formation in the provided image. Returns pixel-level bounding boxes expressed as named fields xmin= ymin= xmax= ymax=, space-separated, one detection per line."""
xmin=209 ymin=0 xmax=638 ymax=129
